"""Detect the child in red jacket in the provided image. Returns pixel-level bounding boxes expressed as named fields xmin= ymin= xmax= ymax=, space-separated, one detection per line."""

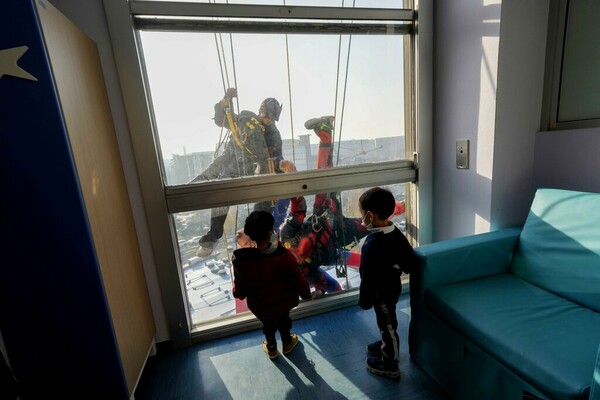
xmin=232 ymin=211 xmax=312 ymax=359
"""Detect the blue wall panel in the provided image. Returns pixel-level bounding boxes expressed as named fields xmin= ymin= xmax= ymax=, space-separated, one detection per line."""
xmin=0 ymin=1 xmax=127 ymax=397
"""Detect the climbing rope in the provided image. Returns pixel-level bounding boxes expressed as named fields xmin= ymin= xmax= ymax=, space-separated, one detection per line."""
xmin=228 ymin=32 xmax=241 ymax=113
xmin=333 ymin=0 xmax=357 ymax=285
xmin=283 ymin=0 xmax=297 ymax=164
xmin=284 ymin=35 xmax=296 ymax=164
xmin=212 ymin=13 xmax=250 ymax=245
xmin=336 ymin=36 xmax=351 ymax=168
xmin=334 ymin=0 xmax=356 ymax=168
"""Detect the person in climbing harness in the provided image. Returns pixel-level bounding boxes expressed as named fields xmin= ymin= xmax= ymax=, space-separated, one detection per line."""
xmin=190 ymin=88 xmax=284 ymax=258
xmin=278 ymin=116 xmax=370 ymax=298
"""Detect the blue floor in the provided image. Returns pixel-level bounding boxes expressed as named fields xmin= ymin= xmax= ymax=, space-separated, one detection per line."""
xmin=134 ymin=294 xmax=449 ymax=400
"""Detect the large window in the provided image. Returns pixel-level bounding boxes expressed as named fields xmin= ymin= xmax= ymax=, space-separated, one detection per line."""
xmin=106 ymin=1 xmax=417 ymax=343
xmin=138 ymin=20 xmax=410 ymax=186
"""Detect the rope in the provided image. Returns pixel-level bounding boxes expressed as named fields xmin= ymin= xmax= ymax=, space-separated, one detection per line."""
xmin=214 ymin=32 xmax=227 ymax=96
xmin=218 ymin=34 xmax=231 ymax=89
xmin=229 ymin=33 xmax=241 ymax=113
xmin=285 ymin=34 xmax=296 ymax=164
xmin=336 ymin=36 xmax=351 ymax=167
xmin=332 ymin=0 xmax=344 ymax=157
xmin=283 ymin=0 xmax=296 ymax=164
xmin=212 ymin=12 xmax=230 ymax=158
xmin=333 ymin=34 xmax=342 ymax=152
xmin=332 ymin=0 xmax=356 ymax=288
xmin=335 ymin=0 xmax=356 ymax=167
xmin=212 ymin=4 xmax=250 ymax=243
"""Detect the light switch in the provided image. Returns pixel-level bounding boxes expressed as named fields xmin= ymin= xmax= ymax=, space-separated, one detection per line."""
xmin=456 ymin=139 xmax=469 ymax=169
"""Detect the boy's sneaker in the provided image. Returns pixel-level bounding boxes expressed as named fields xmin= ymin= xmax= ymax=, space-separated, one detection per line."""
xmin=304 ymin=116 xmax=334 ymax=131
xmin=366 ymin=340 xmax=383 ymax=357
xmin=366 ymin=357 xmax=400 ymax=379
xmin=196 ymin=239 xmax=217 ymax=258
xmin=282 ymin=333 xmax=299 ymax=354
xmin=263 ymin=341 xmax=278 ymax=360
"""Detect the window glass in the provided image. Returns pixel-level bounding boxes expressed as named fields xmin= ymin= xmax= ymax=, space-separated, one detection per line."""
xmin=139 ymin=29 xmax=407 ymax=186
xmin=177 ymin=183 xmax=407 ymax=327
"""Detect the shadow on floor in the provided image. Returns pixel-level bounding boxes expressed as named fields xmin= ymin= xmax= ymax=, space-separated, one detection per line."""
xmin=135 ymin=294 xmax=449 ymax=400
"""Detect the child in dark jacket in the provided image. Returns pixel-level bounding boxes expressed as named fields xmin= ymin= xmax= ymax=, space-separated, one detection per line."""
xmin=358 ymin=187 xmax=416 ymax=379
xmin=232 ymin=210 xmax=312 ymax=359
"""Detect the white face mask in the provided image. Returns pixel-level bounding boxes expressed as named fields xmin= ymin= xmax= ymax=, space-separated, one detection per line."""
xmin=361 ymin=212 xmax=373 ymax=229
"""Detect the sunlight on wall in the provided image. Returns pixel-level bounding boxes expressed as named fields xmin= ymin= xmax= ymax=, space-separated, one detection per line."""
xmin=475 ymin=212 xmax=490 ymax=234
xmin=476 ymin=34 xmax=499 ymax=181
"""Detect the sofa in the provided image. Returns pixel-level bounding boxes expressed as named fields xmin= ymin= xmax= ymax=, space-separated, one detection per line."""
xmin=409 ymin=188 xmax=600 ymax=400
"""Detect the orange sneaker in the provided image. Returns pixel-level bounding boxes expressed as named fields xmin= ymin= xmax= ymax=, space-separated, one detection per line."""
xmin=263 ymin=341 xmax=278 ymax=360
xmin=282 ymin=333 xmax=299 ymax=355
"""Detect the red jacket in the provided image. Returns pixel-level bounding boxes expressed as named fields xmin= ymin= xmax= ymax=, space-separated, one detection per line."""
xmin=232 ymin=244 xmax=311 ymax=320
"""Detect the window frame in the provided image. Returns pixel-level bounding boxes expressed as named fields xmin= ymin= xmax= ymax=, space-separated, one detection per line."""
xmin=542 ymin=0 xmax=600 ymax=131
xmin=103 ymin=0 xmax=419 ymax=347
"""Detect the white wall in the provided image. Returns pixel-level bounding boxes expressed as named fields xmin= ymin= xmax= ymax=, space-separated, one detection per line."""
xmin=49 ymin=0 xmax=169 ymax=342
xmin=491 ymin=0 xmax=549 ymax=230
xmin=432 ymin=0 xmax=555 ymax=241
xmin=433 ymin=0 xmax=501 ymax=241
xmin=533 ymin=127 xmax=600 ymax=193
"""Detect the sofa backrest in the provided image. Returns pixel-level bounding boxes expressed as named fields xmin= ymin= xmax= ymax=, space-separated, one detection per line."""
xmin=510 ymin=188 xmax=600 ymax=312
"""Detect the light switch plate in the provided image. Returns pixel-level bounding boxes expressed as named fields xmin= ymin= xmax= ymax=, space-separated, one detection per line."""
xmin=456 ymin=139 xmax=469 ymax=169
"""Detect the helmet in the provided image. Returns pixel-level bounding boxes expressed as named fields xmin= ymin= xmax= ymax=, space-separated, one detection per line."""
xmin=259 ymin=98 xmax=283 ymax=121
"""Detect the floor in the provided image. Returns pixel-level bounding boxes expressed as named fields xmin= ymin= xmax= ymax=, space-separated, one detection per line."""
xmin=134 ymin=294 xmax=450 ymax=400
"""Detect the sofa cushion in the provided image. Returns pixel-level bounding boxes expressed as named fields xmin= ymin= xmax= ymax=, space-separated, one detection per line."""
xmin=511 ymin=188 xmax=600 ymax=312
xmin=426 ymin=273 xmax=600 ymax=400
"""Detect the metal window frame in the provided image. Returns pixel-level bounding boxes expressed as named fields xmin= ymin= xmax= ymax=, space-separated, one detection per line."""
xmin=103 ymin=0 xmax=417 ymax=348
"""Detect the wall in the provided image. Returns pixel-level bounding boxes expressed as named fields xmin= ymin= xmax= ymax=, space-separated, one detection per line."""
xmin=433 ymin=0 xmax=555 ymax=241
xmin=48 ymin=0 xmax=169 ymax=342
xmin=533 ymin=127 xmax=600 ymax=193
xmin=490 ymin=0 xmax=549 ymax=230
xmin=432 ymin=0 xmax=501 ymax=241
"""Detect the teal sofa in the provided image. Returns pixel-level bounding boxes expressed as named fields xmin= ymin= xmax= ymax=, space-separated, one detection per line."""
xmin=409 ymin=188 xmax=600 ymax=400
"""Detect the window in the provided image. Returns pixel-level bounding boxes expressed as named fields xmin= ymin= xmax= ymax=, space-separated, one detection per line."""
xmin=105 ymin=0 xmax=417 ymax=344
xmin=176 ymin=183 xmax=408 ymax=327
xmin=543 ymin=0 xmax=600 ymax=129
xmin=137 ymin=14 xmax=411 ymax=186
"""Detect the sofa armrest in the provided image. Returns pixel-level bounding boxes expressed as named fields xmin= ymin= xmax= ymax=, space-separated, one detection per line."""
xmin=591 ymin=344 xmax=600 ymax=400
xmin=411 ymin=228 xmax=521 ymax=301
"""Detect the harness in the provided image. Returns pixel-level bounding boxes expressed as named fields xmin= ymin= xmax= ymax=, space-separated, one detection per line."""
xmin=223 ymin=98 xmax=261 ymax=157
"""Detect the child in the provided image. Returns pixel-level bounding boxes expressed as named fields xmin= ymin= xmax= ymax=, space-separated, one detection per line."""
xmin=357 ymin=187 xmax=416 ymax=379
xmin=232 ymin=210 xmax=311 ymax=360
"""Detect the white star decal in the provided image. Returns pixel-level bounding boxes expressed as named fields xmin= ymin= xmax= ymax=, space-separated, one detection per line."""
xmin=0 ymin=46 xmax=37 ymax=81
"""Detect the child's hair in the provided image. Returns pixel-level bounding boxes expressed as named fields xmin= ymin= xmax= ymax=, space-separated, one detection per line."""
xmin=359 ymin=187 xmax=396 ymax=220
xmin=244 ymin=210 xmax=275 ymax=242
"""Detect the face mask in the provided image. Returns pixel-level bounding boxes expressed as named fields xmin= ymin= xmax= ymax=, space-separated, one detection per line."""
xmin=361 ymin=212 xmax=373 ymax=229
